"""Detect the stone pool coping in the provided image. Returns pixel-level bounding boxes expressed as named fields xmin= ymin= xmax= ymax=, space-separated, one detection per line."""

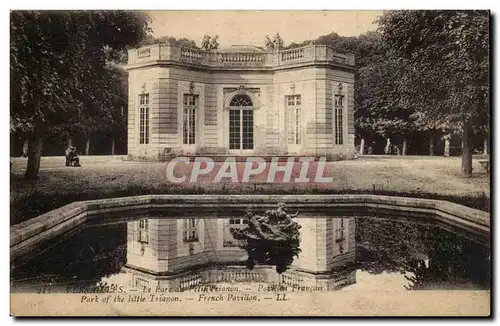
xmin=10 ymin=194 xmax=490 ymax=261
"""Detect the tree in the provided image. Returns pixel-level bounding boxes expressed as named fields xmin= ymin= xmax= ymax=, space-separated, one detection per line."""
xmin=355 ymin=53 xmax=410 ymax=154
xmin=141 ymin=35 xmax=199 ymax=49
xmin=377 ymin=10 xmax=490 ymax=176
xmin=10 ymin=10 xmax=151 ymax=178
xmin=315 ymin=32 xmax=359 ymax=54
xmin=313 ymin=31 xmax=388 ymax=154
xmin=356 ymin=217 xmax=490 ymax=290
xmin=284 ymin=40 xmax=313 ymax=49
xmin=355 ymin=52 xmax=454 ymax=156
xmin=49 ymin=63 xmax=129 ymax=155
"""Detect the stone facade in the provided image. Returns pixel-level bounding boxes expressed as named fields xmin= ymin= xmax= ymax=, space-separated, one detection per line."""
xmin=108 ymin=216 xmax=356 ymax=291
xmin=124 ymin=44 xmax=356 ymax=160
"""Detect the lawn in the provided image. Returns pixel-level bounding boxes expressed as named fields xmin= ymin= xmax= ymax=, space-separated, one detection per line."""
xmin=10 ymin=155 xmax=490 ymax=225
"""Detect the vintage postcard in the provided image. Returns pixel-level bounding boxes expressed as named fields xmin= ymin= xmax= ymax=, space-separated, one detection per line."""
xmin=9 ymin=10 xmax=490 ymax=317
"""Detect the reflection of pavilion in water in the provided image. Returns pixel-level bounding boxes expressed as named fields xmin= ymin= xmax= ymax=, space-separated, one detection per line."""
xmin=111 ymin=216 xmax=356 ymax=291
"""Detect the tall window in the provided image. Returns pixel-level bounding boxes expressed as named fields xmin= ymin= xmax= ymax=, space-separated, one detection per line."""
xmin=183 ymin=94 xmax=198 ymax=144
xmin=183 ymin=219 xmax=198 ymax=243
xmin=334 ymin=95 xmax=344 ymax=145
xmin=229 ymin=94 xmax=254 ymax=150
xmin=286 ymin=95 xmax=302 ymax=145
xmin=138 ymin=219 xmax=149 ymax=244
xmin=139 ymin=94 xmax=150 ymax=144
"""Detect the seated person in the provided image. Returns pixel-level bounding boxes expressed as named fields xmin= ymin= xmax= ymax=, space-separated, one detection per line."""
xmin=65 ymin=146 xmax=81 ymax=167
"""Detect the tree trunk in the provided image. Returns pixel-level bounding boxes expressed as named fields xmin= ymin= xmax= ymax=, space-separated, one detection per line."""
xmin=22 ymin=138 xmax=28 ymax=157
xmin=402 ymin=138 xmax=408 ymax=155
xmin=111 ymin=138 xmax=116 ymax=155
xmin=85 ymin=138 xmax=90 ymax=155
xmin=384 ymin=138 xmax=391 ymax=155
xmin=483 ymin=137 xmax=488 ymax=155
xmin=359 ymin=138 xmax=365 ymax=155
xmin=429 ymin=132 xmax=435 ymax=156
xmin=444 ymin=135 xmax=451 ymax=157
xmin=461 ymin=121 xmax=473 ymax=177
xmin=25 ymin=131 xmax=44 ymax=179
xmin=67 ymin=136 xmax=73 ymax=147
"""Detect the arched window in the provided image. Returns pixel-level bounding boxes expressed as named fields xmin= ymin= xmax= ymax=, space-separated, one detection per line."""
xmin=229 ymin=94 xmax=254 ymax=150
xmin=229 ymin=94 xmax=253 ymax=107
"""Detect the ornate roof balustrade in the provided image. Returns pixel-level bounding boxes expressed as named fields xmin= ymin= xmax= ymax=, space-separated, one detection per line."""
xmin=126 ymin=44 xmax=355 ymax=70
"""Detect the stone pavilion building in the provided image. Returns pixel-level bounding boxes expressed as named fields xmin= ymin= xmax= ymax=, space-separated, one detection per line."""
xmin=102 ymin=215 xmax=356 ymax=291
xmin=125 ymin=43 xmax=356 ymax=160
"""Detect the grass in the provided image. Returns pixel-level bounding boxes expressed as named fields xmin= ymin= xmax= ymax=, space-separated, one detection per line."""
xmin=10 ymin=155 xmax=491 ymax=225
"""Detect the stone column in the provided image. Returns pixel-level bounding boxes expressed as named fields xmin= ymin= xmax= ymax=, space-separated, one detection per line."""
xmin=359 ymin=138 xmax=365 ymax=155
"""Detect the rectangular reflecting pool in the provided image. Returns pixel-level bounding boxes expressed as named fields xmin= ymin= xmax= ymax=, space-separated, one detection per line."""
xmin=10 ymin=208 xmax=490 ymax=295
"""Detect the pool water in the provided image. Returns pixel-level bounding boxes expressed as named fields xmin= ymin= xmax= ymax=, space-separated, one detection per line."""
xmin=10 ymin=210 xmax=490 ymax=294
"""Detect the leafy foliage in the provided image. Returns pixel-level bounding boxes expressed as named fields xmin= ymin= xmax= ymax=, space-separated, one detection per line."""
xmin=140 ymin=34 xmax=199 ymax=48
xmin=356 ymin=217 xmax=490 ymax=290
xmin=10 ymin=10 xmax=151 ymax=177
xmin=378 ymin=10 xmax=489 ymax=125
xmin=11 ymin=11 xmax=150 ymax=130
xmin=309 ymin=12 xmax=488 ymax=160
xmin=377 ymin=10 xmax=489 ymax=173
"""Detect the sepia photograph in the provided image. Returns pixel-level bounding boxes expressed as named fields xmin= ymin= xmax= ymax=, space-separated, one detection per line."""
xmin=8 ymin=8 xmax=491 ymax=317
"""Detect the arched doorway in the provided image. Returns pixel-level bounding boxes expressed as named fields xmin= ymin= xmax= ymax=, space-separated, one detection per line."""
xmin=228 ymin=94 xmax=254 ymax=152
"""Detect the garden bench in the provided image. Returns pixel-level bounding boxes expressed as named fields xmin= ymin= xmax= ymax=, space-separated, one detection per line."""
xmin=479 ymin=160 xmax=489 ymax=173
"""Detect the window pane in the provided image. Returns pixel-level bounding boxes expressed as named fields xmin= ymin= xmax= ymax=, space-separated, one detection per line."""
xmin=242 ymin=110 xmax=254 ymax=150
xmin=296 ymin=107 xmax=301 ymax=144
xmin=139 ymin=94 xmax=150 ymax=144
xmin=145 ymin=107 xmax=149 ymax=144
xmin=229 ymin=110 xmax=241 ymax=149
xmin=230 ymin=94 xmax=253 ymax=106
xmin=286 ymin=95 xmax=301 ymax=145
xmin=190 ymin=107 xmax=196 ymax=144
xmin=183 ymin=218 xmax=198 ymax=242
xmin=183 ymin=94 xmax=198 ymax=145
xmin=335 ymin=106 xmax=343 ymax=145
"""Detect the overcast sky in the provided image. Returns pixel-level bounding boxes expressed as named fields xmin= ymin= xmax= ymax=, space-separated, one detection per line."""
xmin=149 ymin=10 xmax=383 ymax=48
